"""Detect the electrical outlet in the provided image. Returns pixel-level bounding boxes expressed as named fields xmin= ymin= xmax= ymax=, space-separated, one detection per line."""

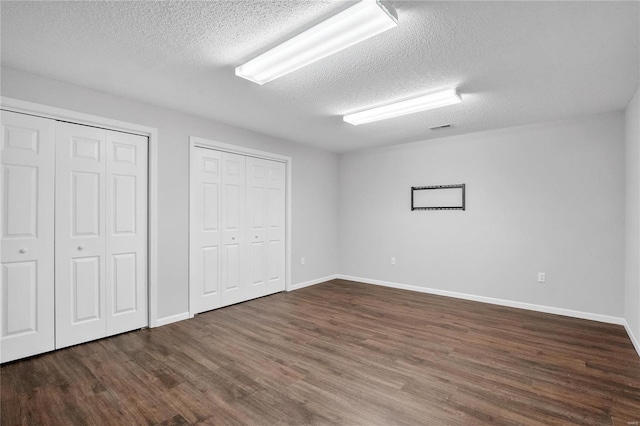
xmin=538 ymin=272 xmax=546 ymax=283
xmin=391 ymin=257 xmax=396 ymax=265
xmin=301 ymin=257 xmax=305 ymax=265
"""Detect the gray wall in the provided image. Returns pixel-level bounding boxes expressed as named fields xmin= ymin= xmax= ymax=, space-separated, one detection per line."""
xmin=625 ymin=87 xmax=640 ymax=343
xmin=1 ymin=66 xmax=339 ymax=321
xmin=338 ymin=112 xmax=625 ymax=317
xmin=2 ymin=66 xmax=636 ymax=333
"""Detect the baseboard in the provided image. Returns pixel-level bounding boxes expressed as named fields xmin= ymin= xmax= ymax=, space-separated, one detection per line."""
xmin=154 ymin=311 xmax=190 ymax=327
xmin=336 ymin=274 xmax=625 ymax=325
xmin=623 ymin=320 xmax=640 ymax=358
xmin=155 ymin=277 xmax=339 ymax=326
xmin=289 ymin=275 xmax=338 ymax=291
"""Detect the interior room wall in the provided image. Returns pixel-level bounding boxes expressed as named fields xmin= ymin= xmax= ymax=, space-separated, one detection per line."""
xmin=0 ymin=66 xmax=339 ymax=322
xmin=625 ymin=87 xmax=640 ymax=349
xmin=338 ymin=112 xmax=625 ymax=319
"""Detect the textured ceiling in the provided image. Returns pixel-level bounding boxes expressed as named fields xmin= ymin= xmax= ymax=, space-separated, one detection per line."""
xmin=1 ymin=1 xmax=638 ymax=153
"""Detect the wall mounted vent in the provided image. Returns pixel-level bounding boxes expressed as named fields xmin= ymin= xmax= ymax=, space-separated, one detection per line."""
xmin=429 ymin=124 xmax=452 ymax=130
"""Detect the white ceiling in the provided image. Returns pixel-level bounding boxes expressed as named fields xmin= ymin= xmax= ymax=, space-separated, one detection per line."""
xmin=1 ymin=1 xmax=638 ymax=153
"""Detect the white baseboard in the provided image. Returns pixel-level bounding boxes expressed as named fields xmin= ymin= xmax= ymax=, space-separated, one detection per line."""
xmin=289 ymin=275 xmax=338 ymax=291
xmin=623 ymin=320 xmax=640 ymax=358
xmin=153 ymin=311 xmax=190 ymax=327
xmin=335 ymin=274 xmax=625 ymax=325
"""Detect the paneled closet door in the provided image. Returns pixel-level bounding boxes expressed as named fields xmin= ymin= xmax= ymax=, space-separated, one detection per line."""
xmin=190 ymin=147 xmax=222 ymax=314
xmin=55 ymin=122 xmax=107 ymax=349
xmin=0 ymin=111 xmax=55 ymax=363
xmin=266 ymin=160 xmax=286 ymax=294
xmin=190 ymin=147 xmax=286 ymax=315
xmin=105 ymin=130 xmax=148 ymax=335
xmin=245 ymin=156 xmax=268 ymax=300
xmin=220 ymin=152 xmax=246 ymax=307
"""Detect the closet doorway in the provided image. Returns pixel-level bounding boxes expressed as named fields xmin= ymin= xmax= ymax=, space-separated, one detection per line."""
xmin=189 ymin=137 xmax=291 ymax=316
xmin=0 ymin=97 xmax=158 ymax=363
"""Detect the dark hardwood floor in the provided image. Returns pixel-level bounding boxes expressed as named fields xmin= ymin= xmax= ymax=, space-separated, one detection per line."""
xmin=2 ymin=279 xmax=640 ymax=425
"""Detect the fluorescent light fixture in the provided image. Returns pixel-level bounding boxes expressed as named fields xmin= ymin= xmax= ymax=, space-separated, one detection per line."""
xmin=343 ymin=88 xmax=462 ymax=125
xmin=235 ymin=0 xmax=398 ymax=85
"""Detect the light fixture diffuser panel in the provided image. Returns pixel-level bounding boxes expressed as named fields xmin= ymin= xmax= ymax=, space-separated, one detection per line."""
xmin=236 ymin=1 xmax=398 ymax=85
xmin=343 ymin=88 xmax=462 ymax=125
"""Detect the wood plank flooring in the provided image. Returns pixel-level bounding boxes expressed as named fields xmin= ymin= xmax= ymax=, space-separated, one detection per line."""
xmin=2 ymin=279 xmax=640 ymax=425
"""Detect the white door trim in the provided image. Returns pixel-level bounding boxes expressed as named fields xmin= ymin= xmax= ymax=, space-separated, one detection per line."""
xmin=0 ymin=96 xmax=160 ymax=327
xmin=189 ymin=136 xmax=292 ymax=318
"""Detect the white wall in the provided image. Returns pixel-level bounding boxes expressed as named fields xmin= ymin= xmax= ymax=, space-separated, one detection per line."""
xmin=0 ymin=66 xmax=339 ymax=321
xmin=625 ymin=87 xmax=640 ymax=347
xmin=339 ymin=112 xmax=625 ymax=317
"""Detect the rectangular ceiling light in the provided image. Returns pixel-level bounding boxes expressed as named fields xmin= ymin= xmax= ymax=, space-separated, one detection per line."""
xmin=343 ymin=88 xmax=462 ymax=125
xmin=235 ymin=0 xmax=398 ymax=85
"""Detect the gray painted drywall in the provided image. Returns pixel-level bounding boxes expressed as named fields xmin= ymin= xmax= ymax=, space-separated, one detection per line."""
xmin=338 ymin=112 xmax=625 ymax=317
xmin=2 ymin=65 xmax=634 ymax=331
xmin=0 ymin=66 xmax=339 ymax=320
xmin=625 ymin=87 xmax=640 ymax=342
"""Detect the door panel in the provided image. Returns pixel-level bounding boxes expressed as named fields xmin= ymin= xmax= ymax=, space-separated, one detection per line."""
xmin=55 ymin=122 xmax=107 ymax=348
xmin=2 ymin=261 xmax=37 ymax=334
xmin=251 ymin=242 xmax=265 ymax=285
xmin=1 ymin=111 xmax=55 ymax=363
xmin=202 ymin=247 xmax=218 ymax=295
xmin=3 ymin=165 xmax=37 ymax=238
xmin=112 ymin=253 xmax=137 ymax=313
xmin=72 ymin=171 xmax=100 ymax=236
xmin=105 ymin=130 xmax=147 ymax=335
xmin=112 ymin=175 xmax=136 ymax=234
xmin=3 ymin=124 xmax=39 ymax=152
xmin=225 ymin=184 xmax=240 ymax=230
xmin=220 ymin=152 xmax=245 ymax=307
xmin=203 ymin=183 xmax=219 ymax=231
xmin=224 ymin=243 xmax=240 ymax=290
xmin=268 ymin=241 xmax=281 ymax=280
xmin=190 ymin=148 xmax=222 ymax=314
xmin=72 ymin=256 xmax=101 ymax=322
xmin=73 ymin=137 xmax=100 ymax=161
xmin=251 ymin=187 xmax=265 ymax=228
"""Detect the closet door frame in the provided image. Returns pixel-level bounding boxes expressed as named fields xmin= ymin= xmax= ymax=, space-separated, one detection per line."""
xmin=188 ymin=136 xmax=292 ymax=318
xmin=0 ymin=96 xmax=161 ymax=327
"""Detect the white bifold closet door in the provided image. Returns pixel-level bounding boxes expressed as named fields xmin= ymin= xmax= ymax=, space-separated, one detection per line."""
xmin=191 ymin=147 xmax=285 ymax=315
xmin=220 ymin=152 xmax=246 ymax=307
xmin=55 ymin=122 xmax=147 ymax=349
xmin=1 ymin=111 xmax=56 ymax=363
xmin=246 ymin=156 xmax=286 ymax=296
xmin=191 ymin=148 xmax=222 ymax=313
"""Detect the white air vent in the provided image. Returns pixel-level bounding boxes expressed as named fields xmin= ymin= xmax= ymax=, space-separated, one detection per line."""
xmin=429 ymin=124 xmax=452 ymax=130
